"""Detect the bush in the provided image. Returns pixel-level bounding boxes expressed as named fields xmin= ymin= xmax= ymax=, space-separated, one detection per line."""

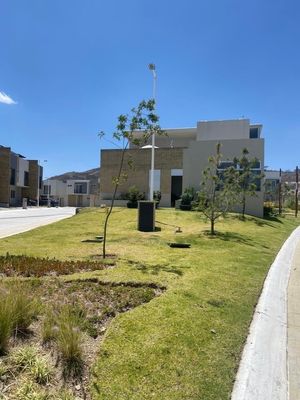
xmin=126 ymin=186 xmax=145 ymax=208
xmin=180 ymin=187 xmax=196 ymax=210
xmin=263 ymin=201 xmax=276 ymax=217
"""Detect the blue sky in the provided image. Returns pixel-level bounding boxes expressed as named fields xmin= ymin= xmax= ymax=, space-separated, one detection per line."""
xmin=0 ymin=0 xmax=299 ymax=177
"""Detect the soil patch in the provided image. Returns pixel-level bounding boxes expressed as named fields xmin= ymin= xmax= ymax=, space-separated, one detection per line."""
xmin=0 ymin=278 xmax=163 ymax=399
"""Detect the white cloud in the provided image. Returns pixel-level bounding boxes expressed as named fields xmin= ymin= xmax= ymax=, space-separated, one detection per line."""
xmin=0 ymin=91 xmax=17 ymax=105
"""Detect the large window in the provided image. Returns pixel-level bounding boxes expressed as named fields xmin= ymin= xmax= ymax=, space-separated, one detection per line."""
xmin=74 ymin=182 xmax=88 ymax=194
xmin=10 ymin=168 xmax=16 ymax=185
xmin=24 ymin=171 xmax=29 ymax=187
xmin=249 ymin=127 xmax=259 ymax=139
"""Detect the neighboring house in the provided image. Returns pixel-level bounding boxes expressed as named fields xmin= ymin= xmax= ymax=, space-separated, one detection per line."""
xmin=100 ymin=118 xmax=265 ymax=217
xmin=42 ymin=179 xmax=91 ymax=207
xmin=264 ymin=170 xmax=280 ymax=202
xmin=0 ymin=145 xmax=42 ymax=207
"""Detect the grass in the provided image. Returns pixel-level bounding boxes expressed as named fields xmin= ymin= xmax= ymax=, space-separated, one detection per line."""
xmin=0 ymin=207 xmax=298 ymax=399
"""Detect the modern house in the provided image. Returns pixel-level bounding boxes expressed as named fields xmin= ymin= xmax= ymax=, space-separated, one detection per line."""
xmin=42 ymin=179 xmax=91 ymax=207
xmin=99 ymin=118 xmax=265 ymax=217
xmin=0 ymin=146 xmax=42 ymax=207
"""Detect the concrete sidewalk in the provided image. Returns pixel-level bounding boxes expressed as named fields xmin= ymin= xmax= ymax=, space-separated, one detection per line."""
xmin=0 ymin=207 xmax=76 ymax=238
xmin=231 ymin=225 xmax=300 ymax=400
xmin=288 ymin=238 xmax=300 ymax=399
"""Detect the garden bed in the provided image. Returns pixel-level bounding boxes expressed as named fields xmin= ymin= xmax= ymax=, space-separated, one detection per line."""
xmin=0 ymin=278 xmax=163 ymax=399
xmin=0 ymin=254 xmax=113 ymax=277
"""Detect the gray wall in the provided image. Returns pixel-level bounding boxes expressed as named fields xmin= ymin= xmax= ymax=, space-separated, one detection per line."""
xmin=183 ymin=138 xmax=265 ymax=217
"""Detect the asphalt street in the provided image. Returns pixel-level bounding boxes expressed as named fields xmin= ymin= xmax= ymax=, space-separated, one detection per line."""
xmin=0 ymin=207 xmax=76 ymax=238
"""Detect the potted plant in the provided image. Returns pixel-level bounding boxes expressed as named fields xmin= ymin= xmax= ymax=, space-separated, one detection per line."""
xmin=126 ymin=186 xmax=145 ymax=208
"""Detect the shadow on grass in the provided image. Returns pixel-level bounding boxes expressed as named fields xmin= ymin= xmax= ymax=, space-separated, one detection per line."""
xmin=128 ymin=260 xmax=185 ymax=276
xmin=203 ymin=230 xmax=255 ymax=247
xmin=203 ymin=230 xmax=271 ymax=249
xmin=231 ymin=215 xmax=283 ymax=227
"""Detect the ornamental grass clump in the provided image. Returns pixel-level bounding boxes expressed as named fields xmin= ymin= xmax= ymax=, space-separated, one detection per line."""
xmin=44 ymin=305 xmax=83 ymax=377
xmin=9 ymin=286 xmax=37 ymax=334
xmin=0 ymin=290 xmax=13 ymax=354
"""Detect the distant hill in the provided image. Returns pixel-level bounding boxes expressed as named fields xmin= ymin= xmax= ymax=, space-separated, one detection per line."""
xmin=49 ymin=168 xmax=100 ymax=194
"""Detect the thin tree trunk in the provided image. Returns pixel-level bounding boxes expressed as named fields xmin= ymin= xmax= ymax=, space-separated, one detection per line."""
xmin=211 ymin=218 xmax=215 ymax=235
xmin=102 ymin=143 xmax=128 ymax=258
xmin=242 ymin=193 xmax=246 ymax=219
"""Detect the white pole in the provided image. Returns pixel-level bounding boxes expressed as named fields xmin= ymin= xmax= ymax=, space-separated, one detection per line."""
xmin=149 ymin=63 xmax=157 ymax=201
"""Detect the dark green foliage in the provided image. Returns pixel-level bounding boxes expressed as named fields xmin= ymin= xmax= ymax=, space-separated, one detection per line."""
xmin=234 ymin=148 xmax=264 ymax=218
xmin=180 ymin=187 xmax=196 ymax=209
xmin=0 ymin=254 xmax=109 ymax=277
xmin=126 ymin=185 xmax=145 ymax=208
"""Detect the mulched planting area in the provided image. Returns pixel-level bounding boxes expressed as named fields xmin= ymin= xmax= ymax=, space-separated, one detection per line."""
xmin=0 ymin=278 xmax=163 ymax=399
xmin=0 ymin=254 xmax=113 ymax=277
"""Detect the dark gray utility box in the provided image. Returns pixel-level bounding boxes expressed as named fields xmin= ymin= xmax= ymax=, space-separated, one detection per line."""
xmin=137 ymin=201 xmax=155 ymax=232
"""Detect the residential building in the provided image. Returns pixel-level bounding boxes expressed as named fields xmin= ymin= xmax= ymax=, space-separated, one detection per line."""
xmin=100 ymin=118 xmax=265 ymax=217
xmin=42 ymin=179 xmax=91 ymax=207
xmin=0 ymin=146 xmax=42 ymax=207
xmin=264 ymin=170 xmax=280 ymax=202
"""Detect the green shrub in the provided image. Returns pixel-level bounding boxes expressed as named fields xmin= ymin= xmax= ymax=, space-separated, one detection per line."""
xmin=126 ymin=186 xmax=145 ymax=208
xmin=263 ymin=201 xmax=276 ymax=217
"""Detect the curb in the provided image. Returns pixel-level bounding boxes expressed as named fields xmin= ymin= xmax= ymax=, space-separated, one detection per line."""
xmin=231 ymin=225 xmax=300 ymax=400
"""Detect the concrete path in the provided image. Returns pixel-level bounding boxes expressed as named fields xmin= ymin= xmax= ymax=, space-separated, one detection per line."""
xmin=288 ymin=238 xmax=300 ymax=400
xmin=231 ymin=225 xmax=300 ymax=400
xmin=0 ymin=207 xmax=76 ymax=238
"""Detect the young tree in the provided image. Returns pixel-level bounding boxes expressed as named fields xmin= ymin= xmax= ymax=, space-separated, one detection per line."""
xmin=197 ymin=143 xmax=238 ymax=235
xmin=234 ymin=148 xmax=263 ymax=219
xmin=99 ymin=99 xmax=162 ymax=258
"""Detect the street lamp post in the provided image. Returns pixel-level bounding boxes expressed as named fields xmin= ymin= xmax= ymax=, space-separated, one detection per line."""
xmin=149 ymin=63 xmax=157 ymax=201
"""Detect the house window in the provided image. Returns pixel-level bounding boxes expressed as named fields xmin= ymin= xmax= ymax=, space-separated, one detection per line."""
xmin=249 ymin=127 xmax=259 ymax=139
xmin=10 ymin=190 xmax=15 ymax=199
xmin=10 ymin=168 xmax=16 ymax=185
xmin=44 ymin=185 xmax=51 ymax=195
xmin=74 ymin=182 xmax=87 ymax=194
xmin=24 ymin=171 xmax=29 ymax=187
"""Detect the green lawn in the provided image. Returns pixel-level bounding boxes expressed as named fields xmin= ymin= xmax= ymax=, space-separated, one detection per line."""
xmin=0 ymin=208 xmax=298 ymax=399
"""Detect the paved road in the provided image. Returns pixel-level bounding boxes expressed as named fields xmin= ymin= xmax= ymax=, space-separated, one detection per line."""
xmin=0 ymin=207 xmax=76 ymax=238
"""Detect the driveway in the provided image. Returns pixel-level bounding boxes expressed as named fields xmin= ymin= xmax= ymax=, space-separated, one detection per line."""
xmin=0 ymin=207 xmax=76 ymax=238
